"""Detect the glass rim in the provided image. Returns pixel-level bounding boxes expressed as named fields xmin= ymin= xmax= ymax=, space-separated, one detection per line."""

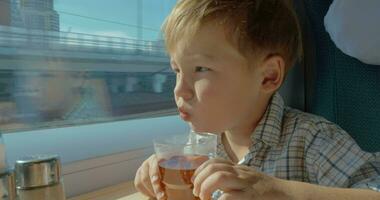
xmin=153 ymin=132 xmax=217 ymax=146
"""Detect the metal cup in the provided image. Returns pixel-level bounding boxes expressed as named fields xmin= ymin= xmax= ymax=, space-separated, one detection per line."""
xmin=15 ymin=155 xmax=61 ymax=189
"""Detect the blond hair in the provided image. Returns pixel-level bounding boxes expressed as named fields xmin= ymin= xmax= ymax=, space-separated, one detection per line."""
xmin=162 ymin=0 xmax=302 ymax=71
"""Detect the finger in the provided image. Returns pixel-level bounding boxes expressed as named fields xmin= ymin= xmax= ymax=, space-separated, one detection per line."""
xmin=192 ymin=158 xmax=232 ymax=181
xmin=193 ymin=163 xmax=234 ymax=197
xmin=141 ymin=158 xmax=158 ymax=197
xmin=148 ymin=155 xmax=165 ymax=199
xmin=218 ymin=190 xmax=247 ymax=200
xmin=199 ymin=171 xmax=249 ymax=200
xmin=134 ymin=164 xmax=155 ymax=198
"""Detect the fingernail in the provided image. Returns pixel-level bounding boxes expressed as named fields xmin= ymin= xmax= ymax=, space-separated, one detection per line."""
xmin=193 ymin=188 xmax=198 ymax=197
xmin=151 ymin=175 xmax=159 ymax=183
xmin=157 ymin=191 xmax=165 ymax=199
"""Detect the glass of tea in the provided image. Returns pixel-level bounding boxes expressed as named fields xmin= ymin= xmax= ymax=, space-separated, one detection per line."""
xmin=154 ymin=131 xmax=218 ymax=200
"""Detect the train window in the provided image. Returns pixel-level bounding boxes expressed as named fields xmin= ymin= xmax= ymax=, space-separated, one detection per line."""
xmin=0 ymin=0 xmax=178 ymax=133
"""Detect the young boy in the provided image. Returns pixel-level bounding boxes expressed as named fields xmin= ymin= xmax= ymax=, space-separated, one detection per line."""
xmin=134 ymin=0 xmax=380 ymax=199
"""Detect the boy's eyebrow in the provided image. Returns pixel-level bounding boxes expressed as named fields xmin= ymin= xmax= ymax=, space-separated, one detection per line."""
xmin=169 ymin=52 xmax=217 ymax=68
xmin=189 ymin=53 xmax=216 ymax=61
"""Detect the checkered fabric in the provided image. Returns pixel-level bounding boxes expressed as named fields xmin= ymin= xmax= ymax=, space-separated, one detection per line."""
xmin=217 ymin=93 xmax=380 ymax=192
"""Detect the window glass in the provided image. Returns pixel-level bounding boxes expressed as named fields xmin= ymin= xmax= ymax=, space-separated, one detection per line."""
xmin=0 ymin=0 xmax=177 ymax=133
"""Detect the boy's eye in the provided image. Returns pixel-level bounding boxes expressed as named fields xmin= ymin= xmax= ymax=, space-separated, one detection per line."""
xmin=195 ymin=66 xmax=210 ymax=72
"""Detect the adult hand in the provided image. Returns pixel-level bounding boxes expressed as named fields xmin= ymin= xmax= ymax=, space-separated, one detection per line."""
xmin=134 ymin=154 xmax=166 ymax=199
xmin=192 ymin=158 xmax=290 ymax=200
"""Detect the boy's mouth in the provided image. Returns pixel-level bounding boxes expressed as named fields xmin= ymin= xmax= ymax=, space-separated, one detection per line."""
xmin=178 ymin=108 xmax=191 ymax=121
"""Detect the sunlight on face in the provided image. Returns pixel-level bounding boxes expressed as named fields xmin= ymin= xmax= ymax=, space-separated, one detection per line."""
xmin=170 ymin=21 xmax=265 ymax=133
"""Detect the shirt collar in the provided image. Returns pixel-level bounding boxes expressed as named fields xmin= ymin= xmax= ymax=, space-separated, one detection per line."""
xmin=250 ymin=92 xmax=285 ymax=147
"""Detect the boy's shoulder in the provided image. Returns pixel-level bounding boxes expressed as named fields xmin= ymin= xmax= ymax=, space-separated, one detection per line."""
xmin=262 ymin=93 xmax=358 ymax=151
xmin=282 ymin=106 xmax=356 ymax=147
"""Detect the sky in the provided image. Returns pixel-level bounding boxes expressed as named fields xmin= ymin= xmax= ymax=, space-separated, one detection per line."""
xmin=54 ymin=0 xmax=177 ymax=41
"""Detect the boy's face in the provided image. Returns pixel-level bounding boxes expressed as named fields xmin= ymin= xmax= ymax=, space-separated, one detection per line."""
xmin=170 ymin=21 xmax=267 ymax=133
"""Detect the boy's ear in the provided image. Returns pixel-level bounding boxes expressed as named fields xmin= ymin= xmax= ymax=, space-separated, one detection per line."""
xmin=260 ymin=55 xmax=285 ymax=94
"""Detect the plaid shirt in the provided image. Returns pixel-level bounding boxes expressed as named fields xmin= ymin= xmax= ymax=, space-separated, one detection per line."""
xmin=217 ymin=93 xmax=380 ymax=192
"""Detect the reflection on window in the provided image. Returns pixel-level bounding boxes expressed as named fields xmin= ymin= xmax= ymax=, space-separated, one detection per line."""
xmin=0 ymin=0 xmax=177 ymax=133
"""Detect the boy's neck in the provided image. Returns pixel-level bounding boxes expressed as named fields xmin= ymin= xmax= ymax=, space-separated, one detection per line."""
xmin=222 ymin=94 xmax=272 ymax=163
xmin=224 ymin=129 xmax=253 ymax=146
xmin=223 ymin=128 xmax=254 ymax=163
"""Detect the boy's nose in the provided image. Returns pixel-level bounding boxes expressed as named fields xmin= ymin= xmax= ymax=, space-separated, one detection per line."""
xmin=174 ymin=75 xmax=193 ymax=101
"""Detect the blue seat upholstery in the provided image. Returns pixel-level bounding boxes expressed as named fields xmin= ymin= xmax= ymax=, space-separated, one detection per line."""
xmin=298 ymin=0 xmax=380 ymax=152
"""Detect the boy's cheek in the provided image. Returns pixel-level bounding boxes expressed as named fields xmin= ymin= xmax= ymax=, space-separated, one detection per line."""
xmin=194 ymin=79 xmax=215 ymax=95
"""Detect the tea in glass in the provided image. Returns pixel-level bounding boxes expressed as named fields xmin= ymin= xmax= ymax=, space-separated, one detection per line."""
xmin=154 ymin=131 xmax=217 ymax=200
